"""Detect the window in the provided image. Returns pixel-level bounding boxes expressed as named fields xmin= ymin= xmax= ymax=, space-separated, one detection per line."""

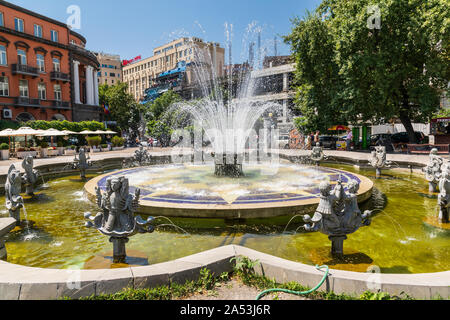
xmin=14 ymin=18 xmax=24 ymax=32
xmin=17 ymin=49 xmax=27 ymax=65
xmin=0 ymin=12 xmax=4 ymax=27
xmin=36 ymin=54 xmax=45 ymax=72
xmin=52 ymin=58 xmax=60 ymax=72
xmin=0 ymin=45 xmax=7 ymax=65
xmin=51 ymin=30 xmax=59 ymax=42
xmin=19 ymin=79 xmax=28 ymax=97
xmin=38 ymin=83 xmax=46 ymax=100
xmin=34 ymin=25 xmax=43 ymax=38
xmin=54 ymin=84 xmax=61 ymax=101
xmin=110 ymin=73 xmax=115 ymax=77
xmin=0 ymin=77 xmax=9 ymax=96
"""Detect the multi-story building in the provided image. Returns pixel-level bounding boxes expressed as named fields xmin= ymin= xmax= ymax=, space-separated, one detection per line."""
xmin=93 ymin=52 xmax=122 ymax=86
xmin=0 ymin=1 xmax=101 ymax=123
xmin=123 ymin=37 xmax=225 ymax=102
xmin=250 ymin=56 xmax=296 ymax=135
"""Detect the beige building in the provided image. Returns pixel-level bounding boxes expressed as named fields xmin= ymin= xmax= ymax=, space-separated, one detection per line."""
xmin=123 ymin=37 xmax=225 ymax=101
xmin=93 ymin=52 xmax=122 ymax=86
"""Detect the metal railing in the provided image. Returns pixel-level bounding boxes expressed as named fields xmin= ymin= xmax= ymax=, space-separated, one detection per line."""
xmin=12 ymin=64 xmax=39 ymax=76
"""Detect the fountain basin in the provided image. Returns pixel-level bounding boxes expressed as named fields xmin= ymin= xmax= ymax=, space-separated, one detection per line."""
xmin=84 ymin=163 xmax=374 ymax=219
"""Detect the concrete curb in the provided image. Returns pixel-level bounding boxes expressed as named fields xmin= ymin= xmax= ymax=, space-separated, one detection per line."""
xmin=0 ymin=245 xmax=448 ymax=300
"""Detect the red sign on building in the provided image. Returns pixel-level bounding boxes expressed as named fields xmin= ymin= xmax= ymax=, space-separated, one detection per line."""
xmin=122 ymin=56 xmax=142 ymax=66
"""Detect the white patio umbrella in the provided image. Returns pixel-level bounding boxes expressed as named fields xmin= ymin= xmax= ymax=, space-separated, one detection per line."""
xmin=37 ymin=129 xmax=67 ymax=147
xmin=61 ymin=130 xmax=78 ymax=135
xmin=80 ymin=130 xmax=98 ymax=135
xmin=11 ymin=127 xmax=46 ymax=148
xmin=0 ymin=129 xmax=17 ymax=148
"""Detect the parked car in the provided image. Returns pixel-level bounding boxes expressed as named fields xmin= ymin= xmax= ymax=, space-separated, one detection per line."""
xmin=370 ymin=134 xmax=392 ymax=147
xmin=319 ymin=136 xmax=338 ymax=149
xmin=278 ymin=135 xmax=290 ymax=149
xmin=391 ymin=132 xmax=426 ymax=144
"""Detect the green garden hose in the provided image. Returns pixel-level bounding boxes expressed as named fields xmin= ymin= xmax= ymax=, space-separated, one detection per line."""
xmin=255 ymin=265 xmax=330 ymax=300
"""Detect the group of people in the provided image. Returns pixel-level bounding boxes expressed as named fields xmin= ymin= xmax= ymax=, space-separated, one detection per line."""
xmin=303 ymin=131 xmax=321 ymax=150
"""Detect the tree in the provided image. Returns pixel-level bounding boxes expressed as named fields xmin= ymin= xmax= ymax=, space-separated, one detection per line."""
xmin=285 ymin=0 xmax=449 ymax=143
xmin=100 ymin=82 xmax=141 ymax=134
xmin=143 ymin=91 xmax=187 ymax=145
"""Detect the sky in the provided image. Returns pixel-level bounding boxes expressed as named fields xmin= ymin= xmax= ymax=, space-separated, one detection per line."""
xmin=8 ymin=0 xmax=321 ymax=63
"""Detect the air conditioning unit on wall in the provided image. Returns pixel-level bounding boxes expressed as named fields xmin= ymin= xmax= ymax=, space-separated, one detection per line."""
xmin=2 ymin=108 xmax=12 ymax=119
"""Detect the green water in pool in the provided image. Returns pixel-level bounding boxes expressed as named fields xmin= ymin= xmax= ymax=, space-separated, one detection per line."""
xmin=1 ymin=164 xmax=448 ymax=274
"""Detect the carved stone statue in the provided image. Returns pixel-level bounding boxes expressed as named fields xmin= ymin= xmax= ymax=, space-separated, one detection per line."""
xmin=437 ymin=162 xmax=450 ymax=224
xmin=212 ymin=153 xmax=244 ymax=177
xmin=310 ymin=143 xmax=325 ymax=166
xmin=21 ymin=156 xmax=38 ymax=196
xmin=73 ymin=148 xmax=91 ymax=179
xmin=423 ymin=148 xmax=443 ymax=192
xmin=304 ymin=177 xmax=372 ymax=257
xmin=5 ymin=165 xmax=24 ymax=227
xmin=369 ymin=146 xmax=391 ymax=178
xmin=84 ymin=176 xmax=155 ymax=263
xmin=123 ymin=146 xmax=152 ymax=168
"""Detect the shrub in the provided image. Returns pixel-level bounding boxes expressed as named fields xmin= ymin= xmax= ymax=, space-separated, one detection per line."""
xmin=69 ymin=145 xmax=76 ymax=150
xmin=101 ymin=144 xmax=108 ymax=149
xmin=0 ymin=143 xmax=9 ymax=150
xmin=40 ymin=141 xmax=49 ymax=149
xmin=112 ymin=136 xmax=125 ymax=147
xmin=87 ymin=136 xmax=102 ymax=147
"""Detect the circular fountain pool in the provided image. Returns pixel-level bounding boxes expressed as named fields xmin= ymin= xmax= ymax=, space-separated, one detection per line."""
xmin=84 ymin=163 xmax=373 ymax=219
xmin=1 ymin=164 xmax=449 ymax=274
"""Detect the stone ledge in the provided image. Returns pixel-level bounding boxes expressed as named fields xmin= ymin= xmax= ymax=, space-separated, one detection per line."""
xmin=0 ymin=245 xmax=448 ymax=300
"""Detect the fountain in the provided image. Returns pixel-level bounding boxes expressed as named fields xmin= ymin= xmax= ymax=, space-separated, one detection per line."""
xmin=310 ymin=143 xmax=326 ymax=167
xmin=123 ymin=146 xmax=152 ymax=168
xmin=72 ymin=148 xmax=92 ymax=180
xmin=84 ymin=176 xmax=155 ymax=264
xmin=423 ymin=148 xmax=443 ymax=192
xmin=84 ymin=28 xmax=374 ymax=219
xmin=369 ymin=146 xmax=391 ymax=178
xmin=437 ymin=162 xmax=450 ymax=224
xmin=303 ymin=177 xmax=372 ymax=258
xmin=5 ymin=165 xmax=24 ymax=227
xmin=212 ymin=152 xmax=244 ymax=177
xmin=21 ymin=156 xmax=38 ymax=196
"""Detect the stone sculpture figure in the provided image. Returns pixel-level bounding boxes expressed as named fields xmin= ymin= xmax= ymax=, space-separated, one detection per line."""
xmin=304 ymin=177 xmax=372 ymax=257
xmin=123 ymin=146 xmax=152 ymax=168
xmin=212 ymin=153 xmax=244 ymax=177
xmin=437 ymin=163 xmax=450 ymax=223
xmin=310 ymin=143 xmax=325 ymax=166
xmin=369 ymin=146 xmax=391 ymax=178
xmin=423 ymin=148 xmax=443 ymax=192
xmin=21 ymin=156 xmax=38 ymax=196
xmin=73 ymin=148 xmax=91 ymax=179
xmin=5 ymin=165 xmax=24 ymax=226
xmin=84 ymin=176 xmax=155 ymax=263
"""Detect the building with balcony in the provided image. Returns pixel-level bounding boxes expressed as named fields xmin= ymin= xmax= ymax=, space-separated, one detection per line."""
xmin=123 ymin=37 xmax=225 ymax=102
xmin=249 ymin=56 xmax=296 ymax=135
xmin=0 ymin=1 xmax=100 ymax=123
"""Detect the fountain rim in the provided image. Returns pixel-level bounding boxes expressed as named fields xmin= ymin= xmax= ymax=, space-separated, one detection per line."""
xmin=83 ymin=164 xmax=374 ymax=219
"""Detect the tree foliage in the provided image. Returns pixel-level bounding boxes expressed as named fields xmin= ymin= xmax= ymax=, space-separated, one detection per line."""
xmin=100 ymin=82 xmax=142 ymax=134
xmin=285 ymin=0 xmax=449 ymax=142
xmin=143 ymin=91 xmax=187 ymax=146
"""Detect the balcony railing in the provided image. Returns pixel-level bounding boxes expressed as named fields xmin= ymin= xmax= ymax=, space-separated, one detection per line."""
xmin=14 ymin=97 xmax=40 ymax=106
xmin=51 ymin=100 xmax=70 ymax=109
xmin=50 ymin=71 xmax=71 ymax=82
xmin=12 ymin=64 xmax=39 ymax=77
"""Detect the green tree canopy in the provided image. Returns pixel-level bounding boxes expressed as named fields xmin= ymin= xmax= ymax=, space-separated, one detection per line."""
xmin=286 ymin=0 xmax=449 ymax=142
xmin=100 ymin=82 xmax=142 ymax=133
